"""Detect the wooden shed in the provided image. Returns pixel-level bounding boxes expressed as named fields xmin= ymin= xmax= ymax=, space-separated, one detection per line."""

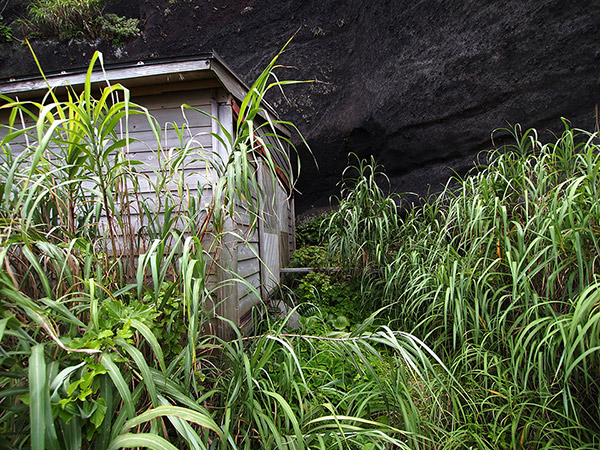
xmin=0 ymin=53 xmax=296 ymax=337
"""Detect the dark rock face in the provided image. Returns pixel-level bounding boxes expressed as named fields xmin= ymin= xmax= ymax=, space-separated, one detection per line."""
xmin=1 ymin=0 xmax=599 ymax=211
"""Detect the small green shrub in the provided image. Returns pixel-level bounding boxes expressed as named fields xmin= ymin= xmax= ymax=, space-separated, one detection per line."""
xmin=24 ymin=0 xmax=139 ymax=43
xmin=26 ymin=0 xmax=103 ymax=40
xmin=96 ymin=13 xmax=139 ymax=46
xmin=143 ymin=282 xmax=187 ymax=361
xmin=291 ymin=244 xmax=328 ymax=267
xmin=295 ymin=213 xmax=331 ymax=247
xmin=294 ymin=271 xmax=363 ymax=325
xmin=0 ymin=15 xmax=12 ymax=42
xmin=291 ymin=210 xmax=367 ymax=329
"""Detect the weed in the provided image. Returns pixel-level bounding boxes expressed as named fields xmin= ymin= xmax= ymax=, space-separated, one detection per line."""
xmin=291 ymin=244 xmax=328 ymax=267
xmin=324 ymin=154 xmax=400 ymax=276
xmin=23 ymin=0 xmax=139 ymax=43
xmin=95 ymin=13 xmax=139 ymax=46
xmin=317 ymin=123 xmax=600 ymax=447
xmin=0 ymin=15 xmax=11 ymax=42
xmin=0 ymin=40 xmax=319 ymax=448
xmin=295 ymin=214 xmax=329 ymax=247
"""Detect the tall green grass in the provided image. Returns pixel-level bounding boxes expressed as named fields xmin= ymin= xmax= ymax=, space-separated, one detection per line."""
xmin=326 ymin=155 xmax=400 ymax=276
xmin=0 ymin=43 xmax=462 ymax=449
xmin=324 ymin=123 xmax=600 ymax=448
xmin=0 ymin=47 xmax=232 ymax=448
xmin=0 ymin=43 xmax=286 ymax=447
xmin=6 ymin=36 xmax=597 ymax=449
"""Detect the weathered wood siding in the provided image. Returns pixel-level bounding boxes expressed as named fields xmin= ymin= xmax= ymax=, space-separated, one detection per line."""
xmin=1 ymin=72 xmax=296 ymax=338
xmin=123 ymin=88 xmax=214 ymax=233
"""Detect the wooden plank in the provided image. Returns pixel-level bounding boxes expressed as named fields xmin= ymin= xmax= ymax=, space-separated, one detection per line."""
xmin=238 ymin=272 xmax=262 ymax=312
xmin=242 ymin=270 xmax=261 ymax=288
xmin=129 ymin=79 xmax=221 ymax=97
xmin=231 ymin=210 xmax=259 ymax=229
xmin=236 ymin=258 xmax=260 ymax=279
xmin=95 ymin=210 xmax=214 ymax=236
xmin=238 ymin=293 xmax=260 ymax=321
xmin=80 ymin=185 xmax=212 ymax=206
xmin=236 ymin=241 xmax=259 ymax=262
xmin=260 ymin=231 xmax=280 ymax=293
xmin=280 ymin=231 xmax=289 ymax=269
xmin=120 ymin=150 xmax=211 ymax=173
xmin=280 ymin=267 xmax=341 ymax=274
xmin=210 ymin=61 xmax=248 ymax=112
xmin=127 ymin=127 xmax=213 ymax=150
xmin=132 ymin=89 xmax=212 ymax=110
xmin=81 ymin=172 xmax=212 ymax=196
xmin=259 ymin=131 xmax=291 ymax=183
xmin=127 ymin=107 xmax=213 ymax=132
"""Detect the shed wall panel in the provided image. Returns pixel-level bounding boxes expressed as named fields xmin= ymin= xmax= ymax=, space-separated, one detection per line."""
xmin=1 ymin=69 xmax=296 ymax=339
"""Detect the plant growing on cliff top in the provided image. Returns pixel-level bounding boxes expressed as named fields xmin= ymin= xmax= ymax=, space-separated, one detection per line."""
xmin=24 ymin=0 xmax=139 ymax=44
xmin=0 ymin=14 xmax=11 ymax=42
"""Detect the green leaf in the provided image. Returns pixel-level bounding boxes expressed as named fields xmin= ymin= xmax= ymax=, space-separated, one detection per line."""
xmin=332 ymin=315 xmax=350 ymax=330
xmin=29 ymin=344 xmax=46 ymax=450
xmin=157 ymin=396 xmax=206 ymax=450
xmin=129 ymin=319 xmax=166 ymax=373
xmin=108 ymin=433 xmax=179 ymax=450
xmin=101 ymin=353 xmax=135 ymax=420
xmin=115 ymin=338 xmax=158 ymax=407
xmin=262 ymin=391 xmax=304 ymax=450
xmin=121 ymin=405 xmax=223 ymax=440
xmin=90 ymin=398 xmax=108 ymax=429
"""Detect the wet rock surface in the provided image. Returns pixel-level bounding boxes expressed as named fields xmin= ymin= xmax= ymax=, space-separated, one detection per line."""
xmin=1 ymin=0 xmax=599 ymax=211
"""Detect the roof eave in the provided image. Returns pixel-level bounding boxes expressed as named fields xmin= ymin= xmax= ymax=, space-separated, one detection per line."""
xmin=0 ymin=56 xmax=214 ymax=99
xmin=0 ymin=52 xmax=290 ymax=136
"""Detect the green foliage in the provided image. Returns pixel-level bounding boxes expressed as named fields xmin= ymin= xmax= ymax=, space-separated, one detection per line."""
xmin=145 ymin=283 xmax=187 ymax=361
xmin=0 ymin=42 xmax=319 ymax=449
xmin=24 ymin=0 xmax=139 ymax=43
xmin=1 ymin=39 xmax=448 ymax=450
xmin=295 ymin=213 xmax=331 ymax=247
xmin=295 ymin=271 xmax=363 ymax=326
xmin=0 ymin=15 xmax=12 ymax=42
xmin=291 ymin=244 xmax=327 ymax=267
xmin=319 ymin=123 xmax=600 ymax=447
xmin=205 ymin=322 xmax=457 ymax=449
xmin=95 ymin=13 xmax=139 ymax=46
xmin=26 ymin=0 xmax=102 ymax=40
xmin=290 ymin=232 xmax=366 ymax=330
xmin=324 ymin=154 xmax=400 ymax=275
xmin=5 ymin=29 xmax=600 ymax=449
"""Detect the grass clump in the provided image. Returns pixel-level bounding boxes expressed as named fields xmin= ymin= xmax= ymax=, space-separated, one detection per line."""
xmin=318 ymin=122 xmax=600 ymax=447
xmin=94 ymin=13 xmax=140 ymax=45
xmin=24 ymin=0 xmax=139 ymax=44
xmin=326 ymin=155 xmax=400 ymax=276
